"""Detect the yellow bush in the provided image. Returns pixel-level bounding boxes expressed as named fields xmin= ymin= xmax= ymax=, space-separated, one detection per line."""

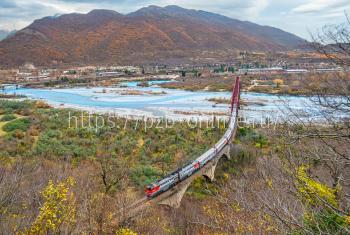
xmin=26 ymin=177 xmax=76 ymax=235
xmin=345 ymin=216 xmax=350 ymax=226
xmin=35 ymin=101 xmax=51 ymax=109
xmin=273 ymin=79 xmax=284 ymax=88
xmin=116 ymin=228 xmax=137 ymax=235
xmin=296 ymin=165 xmax=338 ymax=207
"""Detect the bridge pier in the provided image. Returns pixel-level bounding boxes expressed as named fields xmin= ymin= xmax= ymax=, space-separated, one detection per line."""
xmin=203 ymin=163 xmax=216 ymax=181
xmin=202 ymin=144 xmax=231 ymax=181
xmin=158 ymin=180 xmax=192 ymax=208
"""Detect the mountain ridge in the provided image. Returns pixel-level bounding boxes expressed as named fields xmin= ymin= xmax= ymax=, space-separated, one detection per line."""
xmin=0 ymin=5 xmax=306 ymax=68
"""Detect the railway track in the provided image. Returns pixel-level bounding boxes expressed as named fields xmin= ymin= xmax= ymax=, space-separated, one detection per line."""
xmin=120 ymin=77 xmax=240 ymax=217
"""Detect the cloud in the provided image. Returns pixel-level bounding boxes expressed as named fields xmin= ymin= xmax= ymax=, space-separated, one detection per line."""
xmin=0 ymin=0 xmax=97 ymax=29
xmin=173 ymin=0 xmax=270 ymax=19
xmin=292 ymin=0 xmax=350 ymax=14
xmin=0 ymin=0 xmax=18 ymax=8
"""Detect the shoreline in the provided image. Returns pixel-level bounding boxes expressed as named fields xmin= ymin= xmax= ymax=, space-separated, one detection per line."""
xmin=46 ymin=101 xmax=232 ymax=122
xmin=0 ymin=96 xmax=340 ymax=125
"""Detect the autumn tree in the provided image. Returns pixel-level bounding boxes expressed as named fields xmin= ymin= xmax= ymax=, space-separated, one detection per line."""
xmin=25 ymin=178 xmax=76 ymax=235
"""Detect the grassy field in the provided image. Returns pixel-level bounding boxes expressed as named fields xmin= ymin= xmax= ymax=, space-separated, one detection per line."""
xmin=0 ymin=99 xmax=227 ymax=187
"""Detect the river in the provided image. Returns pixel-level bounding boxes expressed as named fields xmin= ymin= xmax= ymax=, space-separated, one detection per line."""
xmin=0 ymin=81 xmax=338 ymax=123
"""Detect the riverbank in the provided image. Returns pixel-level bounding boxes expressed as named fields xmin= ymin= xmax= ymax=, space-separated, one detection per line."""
xmin=160 ymin=74 xmax=349 ymax=96
xmin=160 ymin=77 xmax=234 ymax=92
xmin=161 ymin=78 xmax=311 ymax=95
xmin=22 ymin=75 xmax=178 ymax=89
xmin=0 ymin=93 xmax=26 ymax=99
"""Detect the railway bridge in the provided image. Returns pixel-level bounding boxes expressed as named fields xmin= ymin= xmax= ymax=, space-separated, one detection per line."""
xmin=153 ymin=143 xmax=233 ymax=208
xmin=123 ymin=77 xmax=240 ymax=216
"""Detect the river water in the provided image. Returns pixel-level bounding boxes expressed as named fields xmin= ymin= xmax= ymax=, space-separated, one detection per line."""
xmin=0 ymin=81 xmax=339 ymax=123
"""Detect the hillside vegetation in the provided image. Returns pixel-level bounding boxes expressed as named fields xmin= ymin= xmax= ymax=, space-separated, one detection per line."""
xmin=1 ymin=99 xmax=348 ymax=234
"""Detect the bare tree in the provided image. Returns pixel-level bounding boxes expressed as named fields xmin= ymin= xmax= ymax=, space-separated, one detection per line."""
xmin=0 ymin=162 xmax=24 ymax=232
xmin=96 ymin=150 xmax=129 ymax=195
xmin=265 ymin=15 xmax=350 ymax=234
xmin=311 ymin=13 xmax=350 ymax=67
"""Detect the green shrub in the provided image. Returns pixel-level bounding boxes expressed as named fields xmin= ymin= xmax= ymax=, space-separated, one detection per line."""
xmin=34 ymin=130 xmax=96 ymax=159
xmin=131 ymin=165 xmax=162 ymax=186
xmin=253 ymin=134 xmax=268 ymax=148
xmin=2 ymin=118 xmax=30 ymax=132
xmin=293 ymin=210 xmax=350 ymax=235
xmin=0 ymin=114 xmax=16 ymax=122
xmin=0 ymin=100 xmax=33 ymax=110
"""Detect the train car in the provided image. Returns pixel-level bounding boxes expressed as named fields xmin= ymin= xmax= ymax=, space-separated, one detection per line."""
xmin=216 ymin=136 xmax=228 ymax=151
xmin=197 ymin=148 xmax=215 ymax=166
xmin=179 ymin=160 xmax=200 ymax=180
xmin=223 ymin=128 xmax=233 ymax=141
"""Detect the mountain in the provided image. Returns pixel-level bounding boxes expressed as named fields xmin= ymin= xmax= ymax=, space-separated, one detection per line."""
xmin=0 ymin=5 xmax=306 ymax=68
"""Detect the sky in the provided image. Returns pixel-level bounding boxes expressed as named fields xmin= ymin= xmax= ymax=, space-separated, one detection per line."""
xmin=0 ymin=0 xmax=350 ymax=40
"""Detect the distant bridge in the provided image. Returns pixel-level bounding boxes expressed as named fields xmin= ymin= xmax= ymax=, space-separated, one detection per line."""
xmin=122 ymin=77 xmax=240 ymax=217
